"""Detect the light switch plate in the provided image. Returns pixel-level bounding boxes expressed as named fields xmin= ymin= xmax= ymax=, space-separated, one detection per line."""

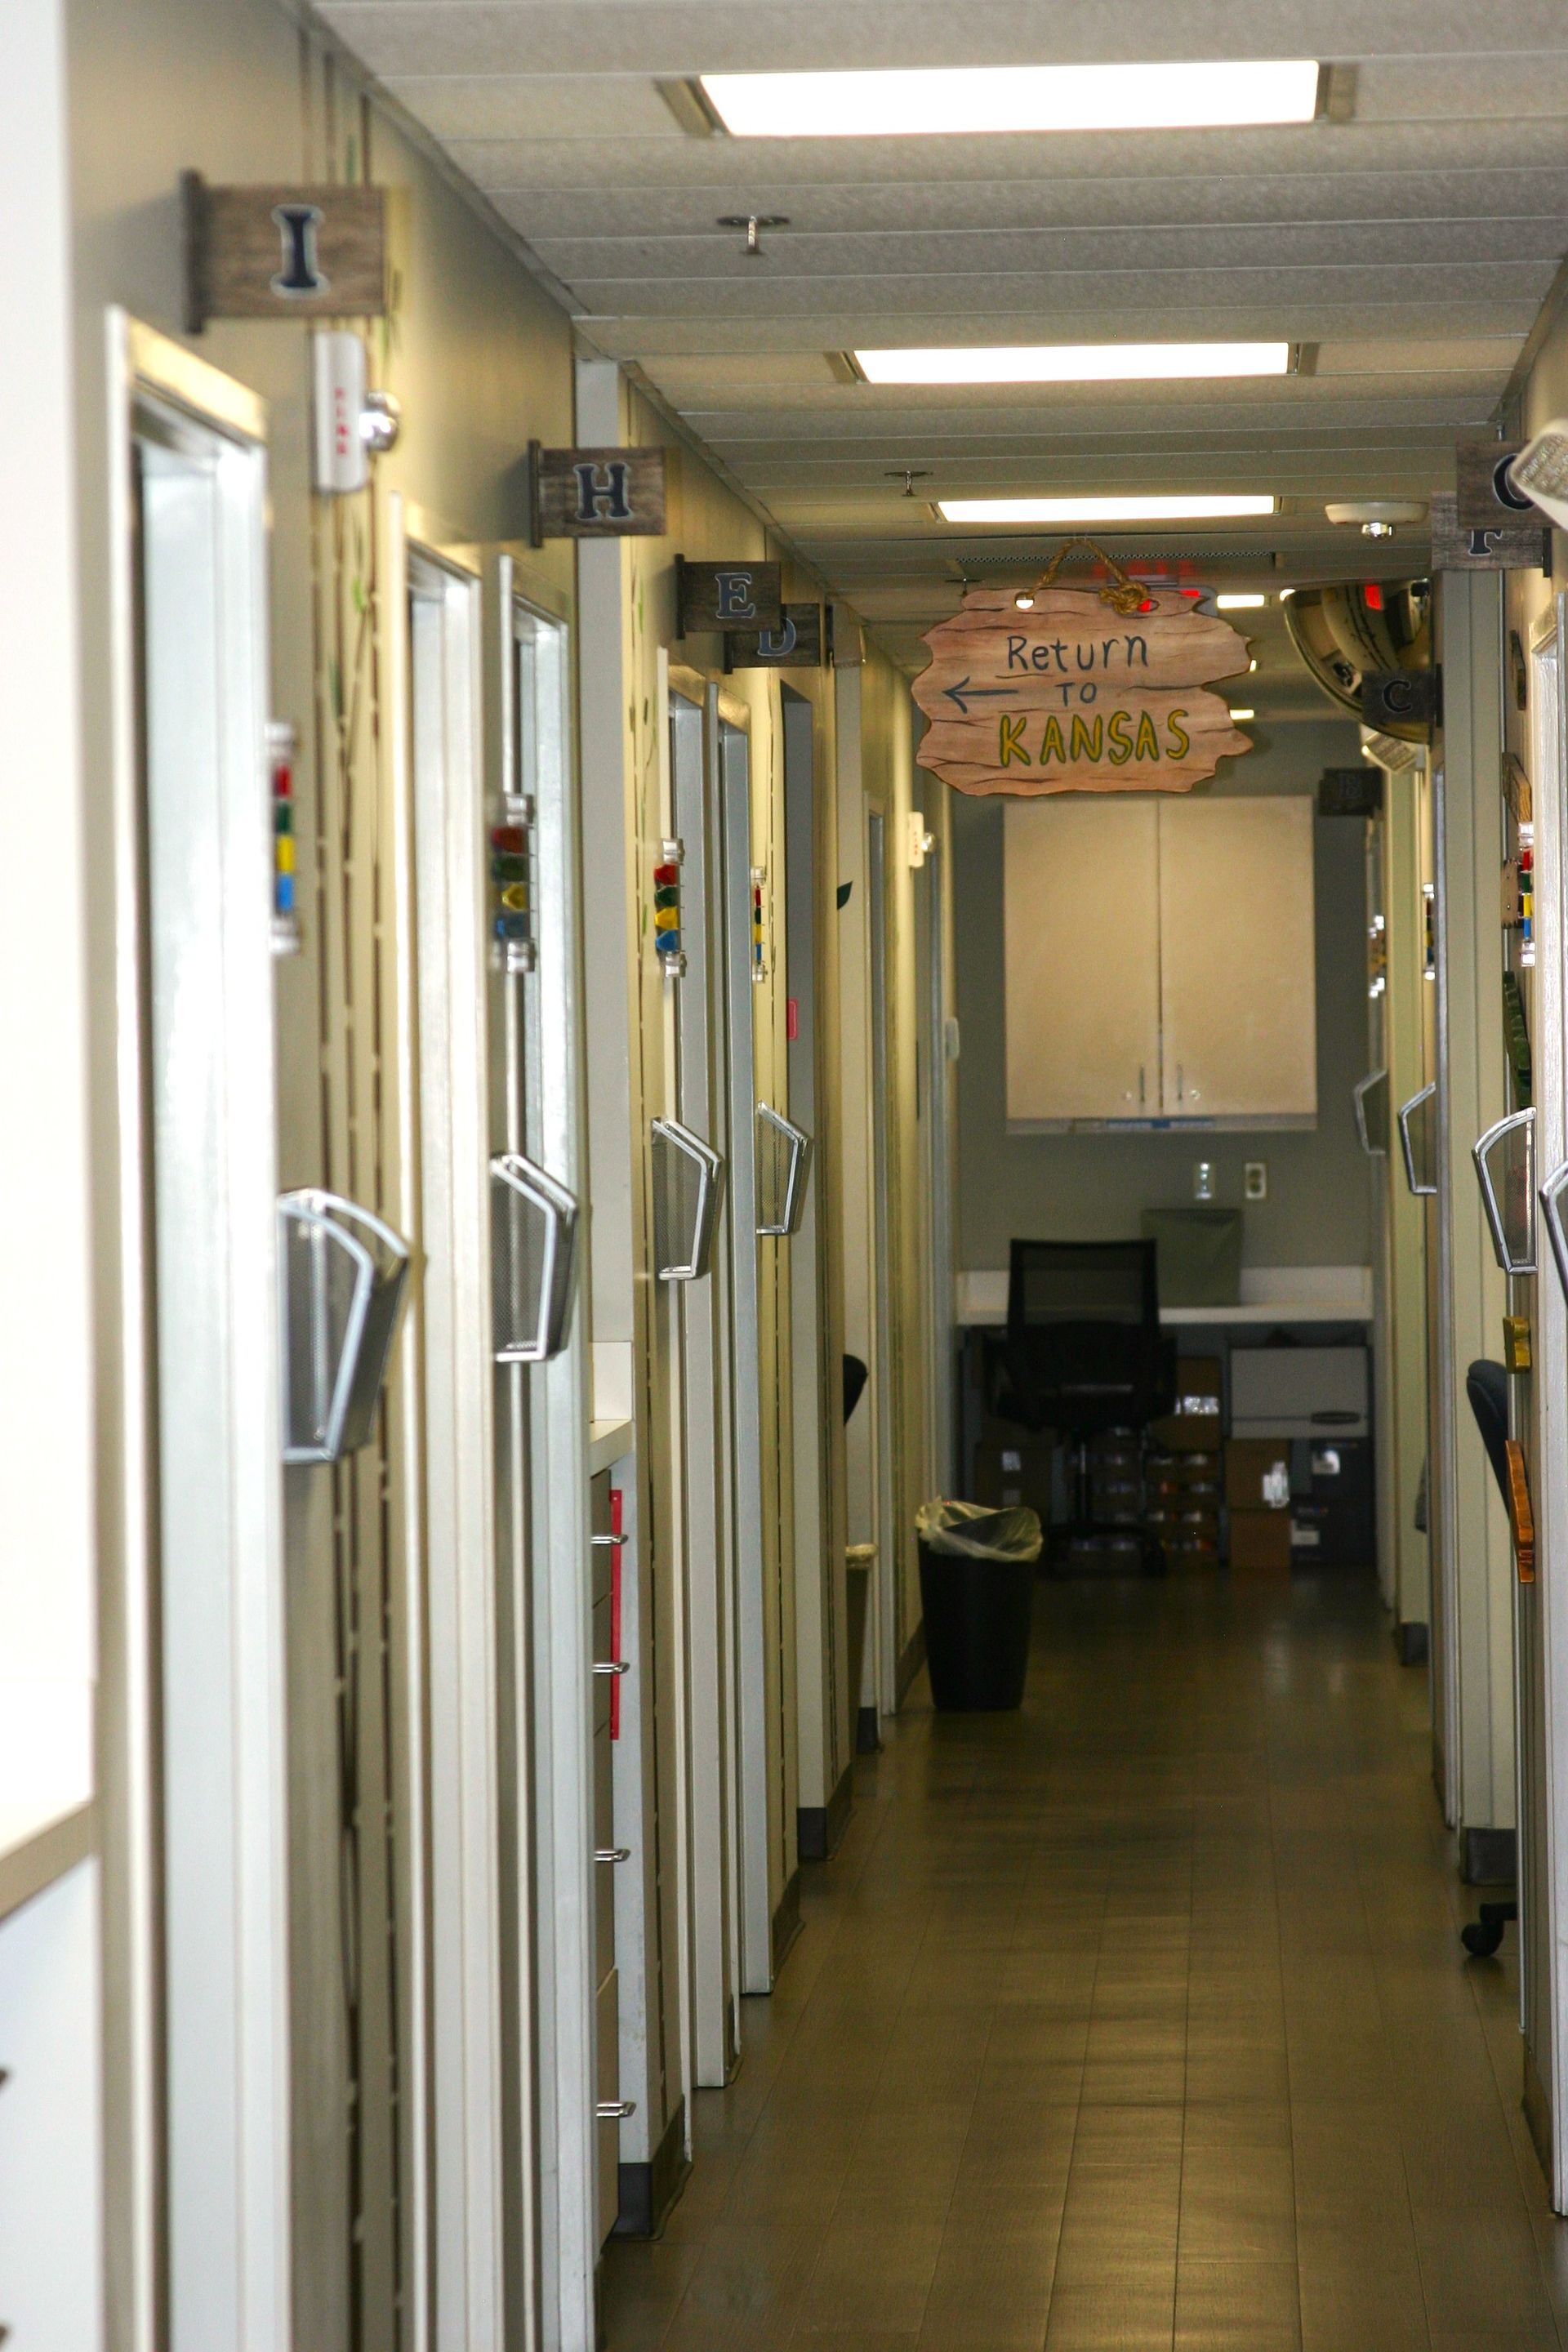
xmin=1245 ymin=1160 xmax=1268 ymax=1200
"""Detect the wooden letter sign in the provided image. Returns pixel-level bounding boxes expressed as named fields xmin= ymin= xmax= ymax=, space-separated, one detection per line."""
xmin=1430 ymin=492 xmax=1549 ymax=574
xmin=913 ymin=586 xmax=1252 ymax=797
xmin=675 ymin=559 xmax=782 ymax=635
xmin=724 ymin=604 xmax=825 ymax=670
xmin=529 ymin=443 xmax=667 ymax=543
xmin=182 ymin=172 xmax=385 ymax=331
xmin=1456 ymin=440 xmax=1544 ymax=531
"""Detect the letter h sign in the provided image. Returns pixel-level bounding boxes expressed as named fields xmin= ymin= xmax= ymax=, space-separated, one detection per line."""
xmin=530 ymin=442 xmax=667 ymax=542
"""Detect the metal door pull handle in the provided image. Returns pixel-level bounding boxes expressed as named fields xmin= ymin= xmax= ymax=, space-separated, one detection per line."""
xmin=1397 ymin=1082 xmax=1438 ymax=1196
xmin=595 ymin=1847 xmax=630 ymax=1865
xmin=591 ymin=1531 xmax=629 ymax=1548
xmin=597 ymin=2100 xmax=636 ymax=2120
xmin=594 ymin=1659 xmax=630 ymax=1677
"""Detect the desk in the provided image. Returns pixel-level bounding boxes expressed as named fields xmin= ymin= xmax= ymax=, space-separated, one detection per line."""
xmin=955 ymin=1264 xmax=1373 ymax=1330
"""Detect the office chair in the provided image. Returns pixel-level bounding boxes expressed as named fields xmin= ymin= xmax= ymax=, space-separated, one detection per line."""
xmin=1460 ymin=1358 xmax=1517 ymax=1961
xmin=991 ymin=1240 xmax=1176 ymax=1570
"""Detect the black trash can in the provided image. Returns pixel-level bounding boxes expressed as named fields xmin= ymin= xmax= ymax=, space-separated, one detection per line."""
xmin=917 ymin=1501 xmax=1041 ymax=1712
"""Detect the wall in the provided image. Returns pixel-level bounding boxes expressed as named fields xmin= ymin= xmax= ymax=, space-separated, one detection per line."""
xmin=950 ymin=718 xmax=1374 ymax=1274
xmin=64 ymin=7 xmax=580 ymax=2341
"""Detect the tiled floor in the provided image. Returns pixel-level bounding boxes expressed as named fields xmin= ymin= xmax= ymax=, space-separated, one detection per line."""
xmin=601 ymin=1566 xmax=1568 ymax=2350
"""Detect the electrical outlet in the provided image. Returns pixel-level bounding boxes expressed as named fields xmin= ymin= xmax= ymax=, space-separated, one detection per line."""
xmin=1193 ymin=1160 xmax=1215 ymax=1201
xmin=1245 ymin=1160 xmax=1268 ymax=1200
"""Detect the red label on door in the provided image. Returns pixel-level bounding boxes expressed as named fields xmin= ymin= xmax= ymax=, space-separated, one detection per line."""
xmin=609 ymin=1486 xmax=623 ymax=1740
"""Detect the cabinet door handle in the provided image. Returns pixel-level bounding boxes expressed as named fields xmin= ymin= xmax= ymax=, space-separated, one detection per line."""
xmin=591 ymin=1532 xmax=629 ymax=1548
xmin=594 ymin=1659 xmax=630 ymax=1678
xmin=1176 ymin=1062 xmax=1184 ymax=1103
xmin=595 ymin=1847 xmax=630 ymax=1865
xmin=597 ymin=2100 xmax=636 ymax=2121
xmin=1138 ymin=1065 xmax=1146 ymax=1107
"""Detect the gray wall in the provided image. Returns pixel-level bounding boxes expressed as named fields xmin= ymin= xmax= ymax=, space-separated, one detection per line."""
xmin=951 ymin=719 xmax=1374 ymax=1272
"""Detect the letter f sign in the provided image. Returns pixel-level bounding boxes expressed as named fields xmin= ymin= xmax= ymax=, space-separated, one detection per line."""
xmin=572 ymin=459 xmax=634 ymax=526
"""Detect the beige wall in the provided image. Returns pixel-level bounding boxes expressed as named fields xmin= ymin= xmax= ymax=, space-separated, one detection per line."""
xmin=65 ymin=7 xmax=580 ymax=2339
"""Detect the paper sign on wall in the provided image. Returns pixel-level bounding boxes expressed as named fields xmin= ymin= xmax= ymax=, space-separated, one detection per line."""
xmin=913 ymin=586 xmax=1253 ymax=797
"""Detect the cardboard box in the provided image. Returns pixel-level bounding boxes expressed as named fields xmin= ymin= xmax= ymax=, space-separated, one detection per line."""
xmin=1230 ymin=1507 xmax=1293 ymax=1572
xmin=972 ymin=1440 xmax=1054 ymax=1517
xmin=1225 ymin=1439 xmax=1292 ymax=1512
xmin=1150 ymin=1356 xmax=1223 ymax=1452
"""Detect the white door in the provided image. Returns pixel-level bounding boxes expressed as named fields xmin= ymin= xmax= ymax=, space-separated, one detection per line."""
xmin=407 ymin=540 xmax=593 ymax=2350
xmin=1526 ymin=602 xmax=1568 ymax=2203
xmin=1158 ymin=796 xmax=1317 ymax=1120
xmin=1004 ymin=799 xmax=1160 ymax=1122
xmin=669 ymin=683 xmax=742 ymax=2085
xmin=131 ymin=386 xmax=289 ymax=2352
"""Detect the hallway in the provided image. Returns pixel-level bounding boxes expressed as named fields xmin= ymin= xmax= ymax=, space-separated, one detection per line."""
xmin=604 ymin=1569 xmax=1565 ymax=2352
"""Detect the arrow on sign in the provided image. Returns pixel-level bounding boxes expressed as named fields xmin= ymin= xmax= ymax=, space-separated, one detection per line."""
xmin=942 ymin=675 xmax=1018 ymax=715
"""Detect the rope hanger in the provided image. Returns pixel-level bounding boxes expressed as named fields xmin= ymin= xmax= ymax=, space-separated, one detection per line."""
xmin=1027 ymin=537 xmax=1152 ymax=615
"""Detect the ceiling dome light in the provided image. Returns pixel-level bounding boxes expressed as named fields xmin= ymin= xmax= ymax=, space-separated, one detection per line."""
xmin=1013 ymin=590 xmax=1036 ymax=610
xmin=1325 ymin=499 xmax=1427 ymax=540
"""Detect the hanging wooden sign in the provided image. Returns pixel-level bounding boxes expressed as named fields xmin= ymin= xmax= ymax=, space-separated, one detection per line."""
xmin=181 ymin=172 xmax=385 ymax=331
xmin=724 ymin=604 xmax=825 ymax=670
xmin=675 ymin=558 xmax=782 ymax=635
xmin=528 ymin=443 xmax=666 ymax=543
xmin=913 ymin=571 xmax=1252 ymax=798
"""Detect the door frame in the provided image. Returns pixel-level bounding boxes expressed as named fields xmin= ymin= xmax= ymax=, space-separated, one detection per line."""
xmin=1527 ymin=599 xmax=1568 ymax=2199
xmin=105 ymin=312 xmax=288 ymax=2352
xmin=668 ymin=664 xmax=743 ymax=2085
xmin=402 ymin=519 xmax=509 ymax=2352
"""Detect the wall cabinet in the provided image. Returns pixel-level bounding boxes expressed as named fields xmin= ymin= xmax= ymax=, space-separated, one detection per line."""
xmin=1004 ymin=795 xmax=1317 ymax=1128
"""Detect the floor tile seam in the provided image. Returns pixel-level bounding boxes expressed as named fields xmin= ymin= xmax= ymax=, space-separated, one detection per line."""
xmin=1249 ymin=1731 xmax=1306 ymax=2313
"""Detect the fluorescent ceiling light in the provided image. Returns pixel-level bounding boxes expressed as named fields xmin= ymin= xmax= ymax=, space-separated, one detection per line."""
xmin=854 ymin=342 xmax=1290 ymax=386
xmin=938 ymin=494 xmax=1277 ymax=525
xmin=1217 ymin=592 xmax=1267 ymax=608
xmin=1229 ymin=707 xmax=1256 ymax=721
xmin=700 ymin=60 xmax=1320 ymax=139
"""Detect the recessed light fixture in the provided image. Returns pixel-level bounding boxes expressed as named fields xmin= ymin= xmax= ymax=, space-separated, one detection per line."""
xmin=1217 ymin=592 xmax=1267 ymax=609
xmin=1229 ymin=707 xmax=1256 ymax=721
xmin=854 ymin=341 xmax=1291 ymax=386
xmin=699 ymin=60 xmax=1321 ymax=139
xmin=938 ymin=494 xmax=1277 ymax=525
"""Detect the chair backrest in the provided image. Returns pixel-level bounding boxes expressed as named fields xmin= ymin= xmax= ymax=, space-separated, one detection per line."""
xmin=1007 ymin=1238 xmax=1159 ymax=1339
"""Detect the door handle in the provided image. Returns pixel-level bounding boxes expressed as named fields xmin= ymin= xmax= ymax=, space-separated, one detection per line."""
xmin=650 ymin=1117 xmax=726 ymax=1280
xmin=595 ymin=1847 xmax=630 ymax=1865
xmin=1472 ymin=1107 xmax=1536 ymax=1276
xmin=490 ymin=1152 xmax=579 ymax=1362
xmin=278 ymin=1189 xmax=412 ymax=1463
xmin=1540 ymin=1159 xmax=1568 ymax=1299
xmin=1352 ymin=1068 xmax=1388 ymax=1158
xmin=591 ymin=1531 xmax=629 ymax=1548
xmin=597 ymin=2100 xmax=636 ymax=2120
xmin=1397 ymin=1082 xmax=1437 ymax=1196
xmin=755 ymin=1103 xmax=813 ymax=1237
xmin=594 ymin=1659 xmax=630 ymax=1677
